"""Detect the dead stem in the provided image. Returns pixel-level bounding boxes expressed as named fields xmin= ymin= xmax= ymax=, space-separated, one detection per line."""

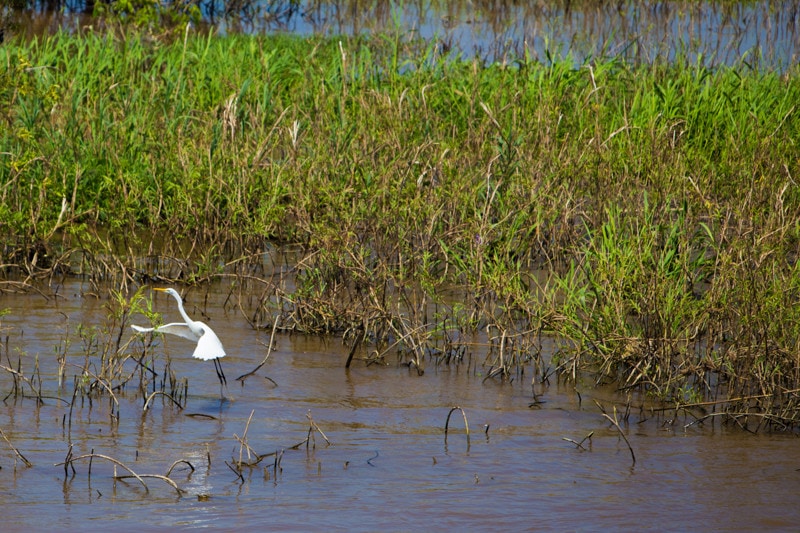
xmin=272 ymin=449 xmax=284 ymax=479
xmin=683 ymin=411 xmax=786 ymax=432
xmin=0 ymin=426 xmax=32 ymax=467
xmin=224 ymin=460 xmax=245 ymax=484
xmin=143 ymin=390 xmax=185 ymax=411
xmin=114 ymin=473 xmax=184 ymax=494
xmin=0 ymin=363 xmax=43 ymax=403
xmin=230 ymin=412 xmax=332 ymax=469
xmin=562 ymin=431 xmax=594 ymax=451
xmin=370 ymin=321 xmax=431 ymax=373
xmin=236 ymin=319 xmax=279 ymax=383
xmin=306 ymin=411 xmax=331 ymax=446
xmin=63 ymin=444 xmax=76 ymax=476
xmin=65 ymin=362 xmax=120 ymax=419
xmin=651 ymin=388 xmax=800 ymax=412
xmin=345 ymin=328 xmax=367 ymax=369
xmin=236 ymin=410 xmax=256 ymax=466
xmin=165 ymin=459 xmax=195 ymax=476
xmin=66 ymin=380 xmax=79 ymax=441
xmin=444 ymin=406 xmax=470 ymax=446
xmin=595 ymin=401 xmax=636 ymax=466
xmin=185 ymin=413 xmax=218 ymax=420
xmin=55 ymin=453 xmax=150 ymax=492
xmin=366 ymin=451 xmax=379 ymax=466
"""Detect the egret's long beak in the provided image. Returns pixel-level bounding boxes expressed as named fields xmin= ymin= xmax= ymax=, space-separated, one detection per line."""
xmin=153 ymin=288 xmax=169 ymax=293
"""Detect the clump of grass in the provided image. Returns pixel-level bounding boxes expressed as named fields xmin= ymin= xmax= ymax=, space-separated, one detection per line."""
xmin=1 ymin=27 xmax=800 ymax=430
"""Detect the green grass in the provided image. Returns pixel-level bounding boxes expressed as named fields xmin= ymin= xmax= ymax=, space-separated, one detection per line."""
xmin=2 ymin=27 xmax=800 ymax=429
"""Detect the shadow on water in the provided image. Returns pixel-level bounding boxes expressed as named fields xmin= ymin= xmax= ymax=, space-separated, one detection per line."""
xmin=0 ymin=280 xmax=799 ymax=530
xmin=3 ymin=0 xmax=799 ymax=69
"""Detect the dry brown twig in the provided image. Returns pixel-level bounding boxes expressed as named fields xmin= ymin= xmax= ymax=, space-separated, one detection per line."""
xmin=563 ymin=431 xmax=594 ymax=451
xmin=444 ymin=406 xmax=470 ymax=446
xmin=0 ymin=426 xmax=32 ymax=467
xmin=56 ymin=453 xmax=149 ymax=491
xmin=65 ymin=362 xmax=120 ymax=417
xmin=235 ymin=410 xmax=258 ymax=466
xmin=236 ymin=319 xmax=280 ymax=384
xmin=165 ymin=459 xmax=195 ymax=476
xmin=306 ymin=411 xmax=331 ymax=448
xmin=143 ymin=390 xmax=185 ymax=411
xmin=55 ymin=452 xmax=186 ymax=495
xmin=595 ymin=400 xmax=636 ymax=466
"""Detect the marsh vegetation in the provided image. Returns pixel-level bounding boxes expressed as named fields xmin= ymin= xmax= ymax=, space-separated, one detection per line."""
xmin=1 ymin=1 xmax=800 ymax=433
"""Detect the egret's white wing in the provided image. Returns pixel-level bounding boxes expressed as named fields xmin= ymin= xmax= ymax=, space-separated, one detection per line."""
xmin=132 ymin=322 xmax=200 ymax=342
xmin=193 ymin=322 xmax=226 ymax=361
xmin=154 ymin=322 xmax=202 ymax=342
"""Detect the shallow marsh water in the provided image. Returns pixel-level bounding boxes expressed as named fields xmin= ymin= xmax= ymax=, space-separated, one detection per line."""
xmin=0 ymin=282 xmax=798 ymax=530
xmin=9 ymin=1 xmax=800 ymax=70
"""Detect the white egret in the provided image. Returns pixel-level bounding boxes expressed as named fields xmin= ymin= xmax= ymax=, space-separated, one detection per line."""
xmin=132 ymin=287 xmax=228 ymax=395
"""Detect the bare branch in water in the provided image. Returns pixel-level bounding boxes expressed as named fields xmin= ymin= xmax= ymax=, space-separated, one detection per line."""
xmin=562 ymin=431 xmax=594 ymax=451
xmin=595 ymin=401 xmax=635 ymax=466
xmin=236 ymin=319 xmax=280 ymax=384
xmin=0 ymin=426 xmax=32 ymax=467
xmin=143 ymin=390 xmax=185 ymax=411
xmin=165 ymin=459 xmax=195 ymax=477
xmin=55 ymin=453 xmax=150 ymax=492
xmin=444 ymin=406 xmax=470 ymax=447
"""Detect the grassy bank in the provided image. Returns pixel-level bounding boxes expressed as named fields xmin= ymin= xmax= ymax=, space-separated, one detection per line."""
xmin=2 ymin=28 xmax=800 ymax=429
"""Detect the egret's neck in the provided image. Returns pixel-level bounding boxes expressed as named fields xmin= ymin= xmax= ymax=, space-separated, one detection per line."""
xmin=171 ymin=292 xmax=193 ymax=324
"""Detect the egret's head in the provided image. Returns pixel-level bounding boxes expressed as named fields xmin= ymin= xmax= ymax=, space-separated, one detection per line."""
xmin=154 ymin=287 xmax=179 ymax=298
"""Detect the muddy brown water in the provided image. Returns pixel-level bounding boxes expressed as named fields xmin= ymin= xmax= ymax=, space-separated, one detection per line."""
xmin=0 ymin=281 xmax=799 ymax=530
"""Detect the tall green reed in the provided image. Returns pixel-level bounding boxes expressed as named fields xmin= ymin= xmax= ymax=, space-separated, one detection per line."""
xmin=2 ymin=28 xmax=800 ymax=426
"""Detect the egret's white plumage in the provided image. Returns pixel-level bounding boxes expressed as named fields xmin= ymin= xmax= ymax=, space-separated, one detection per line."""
xmin=132 ymin=287 xmax=228 ymax=392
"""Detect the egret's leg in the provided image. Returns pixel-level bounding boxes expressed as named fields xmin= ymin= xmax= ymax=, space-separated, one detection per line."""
xmin=213 ymin=357 xmax=228 ymax=397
